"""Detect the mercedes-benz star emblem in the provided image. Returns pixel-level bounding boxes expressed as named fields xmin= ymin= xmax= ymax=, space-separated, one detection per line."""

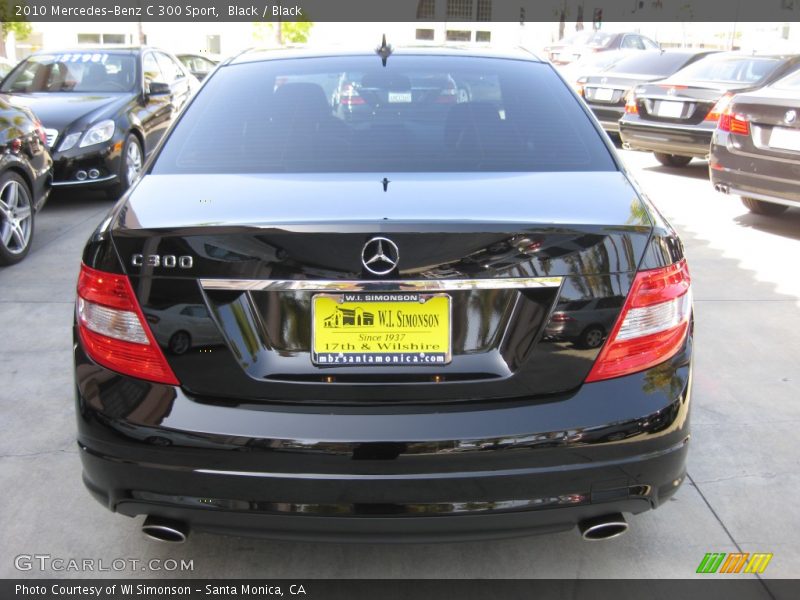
xmin=361 ymin=237 xmax=399 ymax=276
xmin=785 ymin=110 xmax=797 ymax=124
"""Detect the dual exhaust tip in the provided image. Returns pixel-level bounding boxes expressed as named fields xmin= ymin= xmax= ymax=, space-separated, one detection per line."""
xmin=140 ymin=512 xmax=628 ymax=543
xmin=141 ymin=516 xmax=189 ymax=543
xmin=714 ymin=183 xmax=730 ymax=194
xmin=578 ymin=513 xmax=629 ymax=541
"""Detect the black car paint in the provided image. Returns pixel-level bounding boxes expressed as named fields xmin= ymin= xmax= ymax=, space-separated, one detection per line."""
xmin=620 ymin=54 xmax=800 ymax=159
xmin=710 ymin=85 xmax=800 ymax=211
xmin=74 ymin=48 xmax=692 ymax=540
xmin=2 ymin=47 xmax=194 ymax=194
xmin=582 ymin=51 xmax=717 ymax=133
xmin=0 ymin=96 xmax=51 ymax=211
xmin=0 ymin=95 xmax=52 ymax=264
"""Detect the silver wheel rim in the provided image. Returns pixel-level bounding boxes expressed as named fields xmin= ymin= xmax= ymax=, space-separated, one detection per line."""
xmin=0 ymin=180 xmax=33 ymax=256
xmin=125 ymin=140 xmax=143 ymax=186
xmin=585 ymin=329 xmax=603 ymax=348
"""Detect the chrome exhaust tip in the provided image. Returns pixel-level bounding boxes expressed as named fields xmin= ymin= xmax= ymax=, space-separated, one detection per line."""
xmin=621 ymin=142 xmax=632 ymax=150
xmin=714 ymin=184 xmax=730 ymax=194
xmin=578 ymin=513 xmax=629 ymax=541
xmin=142 ymin=516 xmax=189 ymax=543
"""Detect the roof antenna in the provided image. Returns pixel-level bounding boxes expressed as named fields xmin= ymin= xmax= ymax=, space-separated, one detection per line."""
xmin=376 ymin=34 xmax=393 ymax=67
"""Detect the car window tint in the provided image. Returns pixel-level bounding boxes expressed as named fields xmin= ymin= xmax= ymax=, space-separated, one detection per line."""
xmin=642 ymin=37 xmax=660 ymax=50
xmin=0 ymin=52 xmax=136 ymax=93
xmin=770 ymin=68 xmax=800 ymax=90
xmin=607 ymin=52 xmax=696 ymax=77
xmin=153 ymin=55 xmax=616 ymax=174
xmin=621 ymin=36 xmax=643 ymax=50
xmin=155 ymin=52 xmax=182 ymax=84
xmin=143 ymin=53 xmax=164 ymax=84
xmin=672 ymin=56 xmax=781 ymax=84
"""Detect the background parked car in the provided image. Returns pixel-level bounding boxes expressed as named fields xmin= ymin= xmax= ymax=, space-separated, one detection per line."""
xmin=710 ymin=68 xmax=800 ymax=215
xmin=0 ymin=47 xmax=199 ymax=200
xmin=559 ymin=49 xmax=641 ymax=92
xmin=0 ymin=95 xmax=52 ymax=266
xmin=176 ymin=53 xmax=220 ymax=81
xmin=544 ymin=30 xmax=660 ymax=66
xmin=619 ymin=52 xmax=800 ymax=167
xmin=579 ymin=49 xmax=718 ymax=134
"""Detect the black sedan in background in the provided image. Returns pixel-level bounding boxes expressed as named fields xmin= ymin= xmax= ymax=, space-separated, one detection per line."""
xmin=0 ymin=95 xmax=51 ymax=266
xmin=620 ymin=53 xmax=800 ymax=167
xmin=74 ymin=46 xmax=693 ymax=543
xmin=580 ymin=50 xmax=717 ymax=134
xmin=710 ymin=69 xmax=800 ymax=215
xmin=1 ymin=47 xmax=198 ymax=199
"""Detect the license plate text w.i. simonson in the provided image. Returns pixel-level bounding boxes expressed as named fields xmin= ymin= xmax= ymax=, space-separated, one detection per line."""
xmin=311 ymin=293 xmax=452 ymax=365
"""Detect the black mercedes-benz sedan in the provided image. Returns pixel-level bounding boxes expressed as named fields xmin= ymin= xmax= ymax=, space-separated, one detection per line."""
xmin=619 ymin=53 xmax=800 ymax=167
xmin=0 ymin=95 xmax=52 ymax=266
xmin=74 ymin=46 xmax=694 ymax=543
xmin=1 ymin=47 xmax=198 ymax=199
xmin=710 ymin=69 xmax=800 ymax=215
xmin=579 ymin=50 xmax=717 ymax=134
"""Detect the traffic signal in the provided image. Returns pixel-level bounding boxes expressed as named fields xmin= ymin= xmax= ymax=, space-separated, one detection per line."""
xmin=593 ymin=8 xmax=603 ymax=30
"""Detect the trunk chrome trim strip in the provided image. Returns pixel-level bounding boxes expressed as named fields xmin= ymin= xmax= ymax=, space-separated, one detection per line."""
xmin=199 ymin=277 xmax=563 ymax=292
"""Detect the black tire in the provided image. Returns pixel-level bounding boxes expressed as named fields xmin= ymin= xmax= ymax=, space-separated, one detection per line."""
xmin=168 ymin=331 xmax=192 ymax=355
xmin=741 ymin=197 xmax=788 ymax=216
xmin=654 ymin=152 xmax=692 ymax=168
xmin=0 ymin=172 xmax=35 ymax=266
xmin=578 ymin=325 xmax=605 ymax=349
xmin=106 ymin=133 xmax=143 ymax=200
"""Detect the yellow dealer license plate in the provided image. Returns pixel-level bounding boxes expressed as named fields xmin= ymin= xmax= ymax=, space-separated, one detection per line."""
xmin=312 ymin=293 xmax=451 ymax=366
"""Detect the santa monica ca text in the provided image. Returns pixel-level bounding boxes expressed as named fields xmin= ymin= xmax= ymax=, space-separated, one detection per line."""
xmin=16 ymin=583 xmax=307 ymax=596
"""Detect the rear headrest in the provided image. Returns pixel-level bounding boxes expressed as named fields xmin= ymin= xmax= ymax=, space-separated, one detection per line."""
xmin=271 ymin=82 xmax=331 ymax=120
xmin=444 ymin=103 xmax=503 ymax=150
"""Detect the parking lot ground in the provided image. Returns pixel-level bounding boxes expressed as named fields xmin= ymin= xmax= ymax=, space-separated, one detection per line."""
xmin=0 ymin=151 xmax=798 ymax=583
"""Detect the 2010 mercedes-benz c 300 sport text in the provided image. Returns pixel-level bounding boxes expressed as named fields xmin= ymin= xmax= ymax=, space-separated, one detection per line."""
xmin=73 ymin=44 xmax=693 ymax=543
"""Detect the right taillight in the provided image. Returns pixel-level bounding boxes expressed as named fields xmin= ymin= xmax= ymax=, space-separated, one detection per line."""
xmin=76 ymin=264 xmax=179 ymax=385
xmin=718 ymin=107 xmax=750 ymax=136
xmin=585 ymin=260 xmax=692 ymax=382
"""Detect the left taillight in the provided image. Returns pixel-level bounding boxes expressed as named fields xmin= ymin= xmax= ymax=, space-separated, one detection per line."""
xmin=585 ymin=260 xmax=692 ymax=383
xmin=33 ymin=120 xmax=47 ymax=145
xmin=624 ymin=90 xmax=638 ymax=114
xmin=705 ymin=93 xmax=733 ymax=122
xmin=76 ymin=263 xmax=179 ymax=385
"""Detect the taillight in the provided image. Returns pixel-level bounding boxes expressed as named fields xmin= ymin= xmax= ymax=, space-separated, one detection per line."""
xmin=76 ymin=264 xmax=179 ymax=385
xmin=436 ymin=80 xmax=458 ymax=104
xmin=575 ymin=77 xmax=587 ymax=97
xmin=585 ymin=260 xmax=692 ymax=382
xmin=705 ymin=93 xmax=733 ymax=122
xmin=624 ymin=91 xmax=638 ymax=114
xmin=551 ymin=313 xmax=576 ymax=323
xmin=718 ymin=108 xmax=750 ymax=136
xmin=339 ymin=83 xmax=365 ymax=106
xmin=33 ymin=120 xmax=47 ymax=145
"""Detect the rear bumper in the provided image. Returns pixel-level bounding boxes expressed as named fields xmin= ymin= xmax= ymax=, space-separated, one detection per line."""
xmin=620 ymin=119 xmax=713 ymax=158
xmin=710 ymin=138 xmax=800 ymax=209
xmin=75 ymin=338 xmax=693 ymax=541
xmin=587 ymin=105 xmax=624 ymax=133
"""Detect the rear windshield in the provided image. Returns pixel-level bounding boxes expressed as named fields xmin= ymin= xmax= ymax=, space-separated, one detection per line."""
xmin=771 ymin=69 xmax=800 ymax=90
xmin=152 ymin=55 xmax=615 ymax=174
xmin=670 ymin=55 xmax=781 ymax=85
xmin=607 ymin=52 xmax=702 ymax=77
xmin=0 ymin=52 xmax=137 ymax=93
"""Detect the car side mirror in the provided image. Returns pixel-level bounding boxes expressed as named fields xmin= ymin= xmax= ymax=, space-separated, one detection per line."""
xmin=147 ymin=81 xmax=170 ymax=96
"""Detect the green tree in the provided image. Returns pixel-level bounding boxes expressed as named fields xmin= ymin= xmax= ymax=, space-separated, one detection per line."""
xmin=0 ymin=1 xmax=32 ymax=58
xmin=253 ymin=19 xmax=313 ymax=46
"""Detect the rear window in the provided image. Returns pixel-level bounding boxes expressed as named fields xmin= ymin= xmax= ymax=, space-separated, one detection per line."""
xmin=607 ymin=52 xmax=700 ymax=78
xmin=670 ymin=55 xmax=781 ymax=85
xmin=153 ymin=55 xmax=615 ymax=174
xmin=771 ymin=69 xmax=800 ymax=90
